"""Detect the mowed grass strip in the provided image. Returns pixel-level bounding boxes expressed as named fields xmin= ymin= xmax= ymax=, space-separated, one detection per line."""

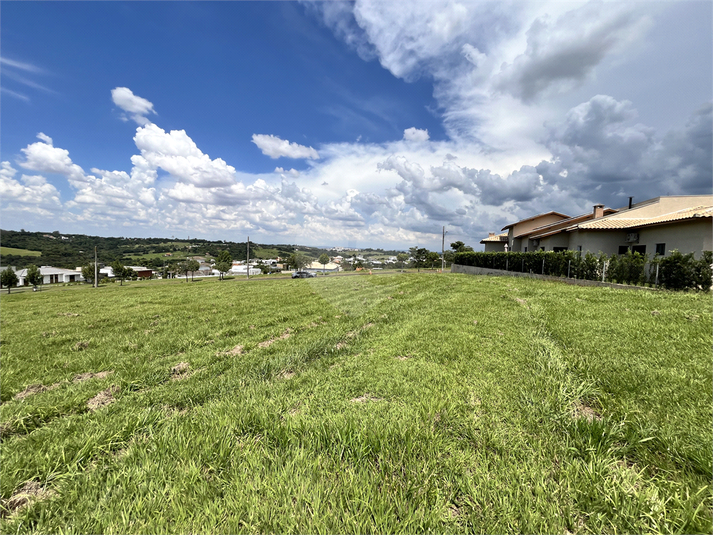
xmin=0 ymin=273 xmax=710 ymax=533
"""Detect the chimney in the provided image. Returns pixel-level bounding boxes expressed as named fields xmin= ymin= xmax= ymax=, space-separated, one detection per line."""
xmin=593 ymin=204 xmax=604 ymax=219
xmin=488 ymin=232 xmax=495 ymax=237
xmin=628 ymin=196 xmax=633 ymax=209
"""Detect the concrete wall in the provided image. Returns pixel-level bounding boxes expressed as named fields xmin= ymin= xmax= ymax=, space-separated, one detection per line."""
xmin=537 ymin=232 xmax=570 ymax=251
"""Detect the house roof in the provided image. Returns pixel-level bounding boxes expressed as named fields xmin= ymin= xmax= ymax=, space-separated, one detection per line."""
xmin=571 ymin=205 xmax=713 ymax=231
xmin=15 ymin=266 xmax=80 ymax=276
xmin=480 ymin=232 xmax=508 ymax=244
xmin=527 ymin=208 xmax=618 ymax=239
xmin=501 ymin=211 xmax=570 ymax=231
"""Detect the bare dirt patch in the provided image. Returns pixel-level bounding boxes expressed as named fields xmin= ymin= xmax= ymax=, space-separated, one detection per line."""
xmin=87 ymin=385 xmax=120 ymax=411
xmin=73 ymin=370 xmax=113 ymax=383
xmin=573 ymin=402 xmax=602 ymax=422
xmin=277 ymin=370 xmax=295 ymax=380
xmin=394 ymin=355 xmax=411 ymax=361
xmin=514 ymin=298 xmax=528 ymax=305
xmin=2 ymin=481 xmax=55 ymax=518
xmin=362 ymin=323 xmax=374 ymax=329
xmin=350 ymin=394 xmax=383 ymax=403
xmin=170 ymin=362 xmax=191 ymax=380
xmin=225 ymin=345 xmax=244 ymax=356
xmin=651 ymin=310 xmax=661 ymax=316
xmin=335 ymin=342 xmax=347 ymax=350
xmin=58 ymin=312 xmax=80 ymax=317
xmin=258 ymin=329 xmax=292 ymax=349
xmin=72 ymin=340 xmax=90 ymax=351
xmin=14 ymin=382 xmax=60 ymax=401
xmin=288 ymin=402 xmax=303 ymax=415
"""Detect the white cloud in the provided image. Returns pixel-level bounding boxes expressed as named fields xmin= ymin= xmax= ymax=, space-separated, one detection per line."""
xmin=0 ymin=161 xmax=62 ymax=211
xmin=18 ymin=133 xmax=87 ymax=185
xmin=252 ymin=134 xmax=320 ymax=160
xmin=403 ymin=127 xmax=430 ymax=142
xmin=134 ymin=124 xmax=237 ymax=187
xmin=111 ymin=87 xmax=157 ymax=125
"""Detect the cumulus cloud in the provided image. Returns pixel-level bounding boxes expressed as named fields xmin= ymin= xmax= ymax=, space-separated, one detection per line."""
xmin=18 ymin=133 xmax=87 ymax=185
xmin=252 ymin=134 xmax=320 ymax=160
xmin=403 ymin=127 xmax=430 ymax=142
xmin=535 ymin=96 xmax=712 ymax=207
xmin=111 ymin=87 xmax=157 ymax=125
xmin=134 ymin=124 xmax=237 ymax=187
xmin=495 ymin=3 xmax=651 ymax=102
xmin=0 ymin=161 xmax=61 ymax=211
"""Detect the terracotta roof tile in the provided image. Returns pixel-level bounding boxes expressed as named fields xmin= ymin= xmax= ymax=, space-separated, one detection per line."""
xmin=574 ymin=206 xmax=713 ymax=230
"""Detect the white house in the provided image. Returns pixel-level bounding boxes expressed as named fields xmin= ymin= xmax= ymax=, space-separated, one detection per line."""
xmin=16 ymin=266 xmax=84 ymax=286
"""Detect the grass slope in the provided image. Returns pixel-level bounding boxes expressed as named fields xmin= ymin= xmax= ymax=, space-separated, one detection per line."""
xmin=0 ymin=274 xmax=710 ymax=533
xmin=1 ymin=247 xmax=42 ymax=257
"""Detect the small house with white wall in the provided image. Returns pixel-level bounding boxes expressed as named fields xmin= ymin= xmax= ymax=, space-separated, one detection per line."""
xmin=16 ymin=266 xmax=84 ymax=285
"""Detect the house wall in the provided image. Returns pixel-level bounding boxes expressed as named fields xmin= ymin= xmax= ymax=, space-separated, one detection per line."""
xmin=567 ymin=230 xmax=629 ymax=255
xmin=509 ymin=214 xmax=569 ymax=251
xmin=637 ymin=220 xmax=712 ymax=258
xmin=483 ymin=242 xmax=506 ymax=252
xmin=608 ymin=195 xmax=713 ymax=219
xmin=538 ymin=232 xmax=570 ymax=251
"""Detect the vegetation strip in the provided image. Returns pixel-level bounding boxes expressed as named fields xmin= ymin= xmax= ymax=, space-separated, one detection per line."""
xmin=0 ymin=273 xmax=710 ymax=533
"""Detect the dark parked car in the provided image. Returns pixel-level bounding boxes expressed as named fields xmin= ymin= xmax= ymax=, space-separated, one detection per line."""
xmin=291 ymin=271 xmax=316 ymax=278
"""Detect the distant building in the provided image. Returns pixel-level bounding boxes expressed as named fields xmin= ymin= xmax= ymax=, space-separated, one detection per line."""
xmin=16 ymin=266 xmax=84 ymax=285
xmin=480 ymin=232 xmax=509 ymax=252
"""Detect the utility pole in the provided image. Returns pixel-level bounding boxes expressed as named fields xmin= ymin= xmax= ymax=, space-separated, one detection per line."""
xmin=94 ymin=246 xmax=98 ymax=288
xmin=441 ymin=226 xmax=445 ymax=272
xmin=246 ymin=236 xmax=250 ymax=280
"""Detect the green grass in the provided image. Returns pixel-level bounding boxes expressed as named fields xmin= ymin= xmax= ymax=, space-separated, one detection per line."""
xmin=1 ymin=246 xmax=42 ymax=257
xmin=1 ymin=274 xmax=710 ymax=533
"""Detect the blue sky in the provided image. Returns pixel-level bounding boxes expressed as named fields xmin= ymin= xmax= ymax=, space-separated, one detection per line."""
xmin=2 ymin=1 xmax=711 ymax=250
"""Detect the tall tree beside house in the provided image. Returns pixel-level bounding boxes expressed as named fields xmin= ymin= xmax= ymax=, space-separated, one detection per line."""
xmin=82 ymin=263 xmax=98 ymax=284
xmin=426 ymin=251 xmax=440 ymax=269
xmin=450 ymin=241 xmax=473 ymax=253
xmin=215 ymin=250 xmax=232 ymax=280
xmin=26 ymin=264 xmax=43 ymax=289
xmin=287 ymin=252 xmax=310 ymax=271
xmin=111 ymin=260 xmax=128 ymax=286
xmin=396 ymin=252 xmax=409 ymax=270
xmin=318 ymin=253 xmax=330 ymax=273
xmin=185 ymin=259 xmax=200 ymax=282
xmin=1 ymin=267 xmax=18 ymax=293
xmin=409 ymin=247 xmax=429 ymax=272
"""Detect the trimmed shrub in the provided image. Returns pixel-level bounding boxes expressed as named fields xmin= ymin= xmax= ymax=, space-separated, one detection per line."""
xmin=454 ymin=250 xmax=712 ymax=291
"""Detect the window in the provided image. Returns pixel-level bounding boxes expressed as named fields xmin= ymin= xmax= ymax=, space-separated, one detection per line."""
xmin=655 ymin=243 xmax=665 ymax=256
xmin=632 ymin=245 xmax=646 ymax=255
xmin=577 ymin=246 xmax=582 ymax=252
xmin=540 ymin=247 xmax=545 ymax=251
xmin=618 ymin=245 xmax=629 ymax=255
xmin=553 ymin=247 xmax=568 ymax=252
xmin=524 ymin=247 xmax=527 ymax=252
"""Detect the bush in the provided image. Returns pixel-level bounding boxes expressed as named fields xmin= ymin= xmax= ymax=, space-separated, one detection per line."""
xmin=453 ymin=250 xmax=712 ymax=291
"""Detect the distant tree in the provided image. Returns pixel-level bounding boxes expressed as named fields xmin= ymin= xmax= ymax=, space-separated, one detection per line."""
xmin=288 ymin=252 xmax=310 ymax=271
xmin=450 ymin=241 xmax=473 ymax=253
xmin=443 ymin=250 xmax=455 ymax=266
xmin=396 ymin=253 xmax=409 ymax=270
xmin=185 ymin=259 xmax=200 ymax=282
xmin=26 ymin=264 xmax=43 ymax=289
xmin=426 ymin=251 xmax=440 ymax=269
xmin=111 ymin=260 xmax=128 ymax=286
xmin=1 ymin=267 xmax=18 ymax=294
xmin=215 ymin=250 xmax=232 ymax=280
xmin=409 ymin=247 xmax=429 ymax=272
xmin=82 ymin=263 xmax=98 ymax=284
xmin=318 ymin=253 xmax=330 ymax=273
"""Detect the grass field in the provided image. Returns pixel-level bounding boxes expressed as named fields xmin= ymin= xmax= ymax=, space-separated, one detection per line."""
xmin=1 ymin=247 xmax=42 ymax=257
xmin=1 ymin=273 xmax=710 ymax=533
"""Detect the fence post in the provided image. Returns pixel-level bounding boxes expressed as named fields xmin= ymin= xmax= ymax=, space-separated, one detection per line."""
xmin=521 ymin=259 xmax=524 ymax=272
xmin=602 ymin=261 xmax=607 ymax=282
xmin=506 ymin=257 xmax=508 ymax=271
xmin=542 ymin=258 xmax=545 ymax=275
xmin=567 ymin=260 xmax=571 ymax=278
xmin=655 ymin=263 xmax=659 ymax=287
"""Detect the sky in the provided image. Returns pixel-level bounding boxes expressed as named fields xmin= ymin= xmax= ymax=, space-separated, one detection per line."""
xmin=1 ymin=1 xmax=711 ymax=251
